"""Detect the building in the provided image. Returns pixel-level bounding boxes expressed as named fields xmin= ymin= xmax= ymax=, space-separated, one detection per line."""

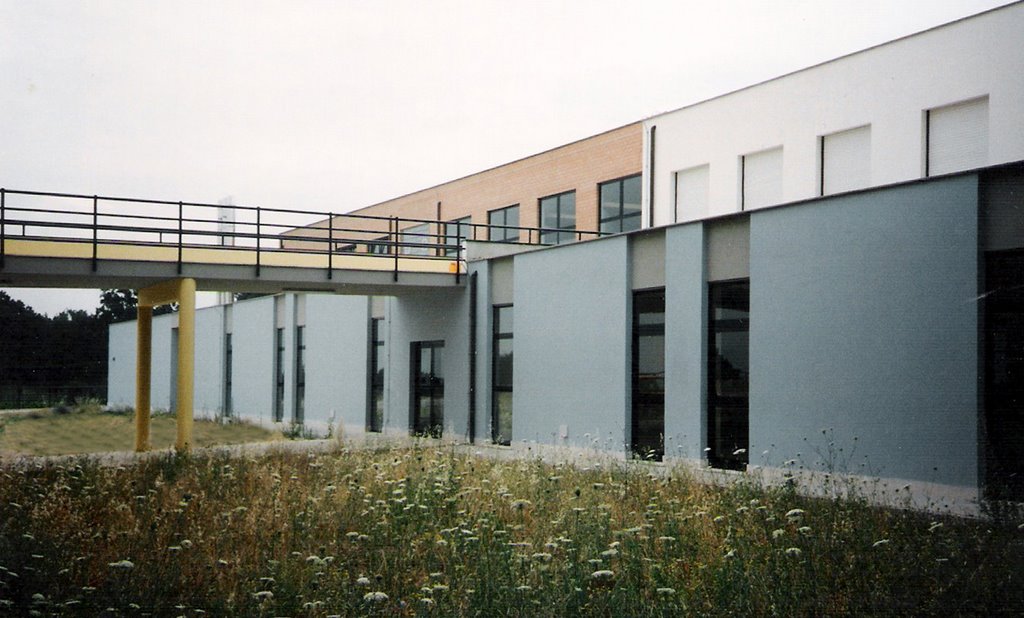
xmin=109 ymin=2 xmax=1024 ymax=513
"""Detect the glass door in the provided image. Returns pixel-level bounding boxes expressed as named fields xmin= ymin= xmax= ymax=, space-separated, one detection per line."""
xmin=412 ymin=341 xmax=444 ymax=437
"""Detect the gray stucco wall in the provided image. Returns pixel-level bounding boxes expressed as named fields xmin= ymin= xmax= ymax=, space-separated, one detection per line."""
xmin=471 ymin=264 xmax=491 ymax=443
xmin=107 ymin=320 xmax=137 ymax=408
xmin=302 ymin=294 xmax=369 ymax=434
xmin=387 ymin=287 xmax=470 ymax=438
xmin=193 ymin=305 xmax=225 ymax=416
xmin=664 ymin=224 xmax=706 ymax=461
xmin=231 ymin=296 xmax=275 ymax=424
xmin=514 ymin=237 xmax=630 ymax=450
xmin=749 ymin=176 xmax=980 ymax=487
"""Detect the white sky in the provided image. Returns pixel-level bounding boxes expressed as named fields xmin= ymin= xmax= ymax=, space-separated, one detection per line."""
xmin=1 ymin=0 xmax=1012 ymax=316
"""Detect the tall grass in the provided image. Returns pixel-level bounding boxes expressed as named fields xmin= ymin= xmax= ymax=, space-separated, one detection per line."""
xmin=1 ymin=444 xmax=1022 ymax=616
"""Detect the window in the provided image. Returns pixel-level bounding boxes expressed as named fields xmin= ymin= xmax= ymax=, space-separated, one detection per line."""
xmin=445 ymin=216 xmax=472 ymax=257
xmin=539 ymin=190 xmax=576 ymax=244
xmin=411 ymin=341 xmax=444 ymax=437
xmin=368 ymin=317 xmax=385 ymax=432
xmin=274 ymin=327 xmax=285 ymax=422
xmin=741 ymin=147 xmax=783 ymax=210
xmin=632 ymin=289 xmax=665 ymax=461
xmin=367 ymin=236 xmax=391 ymax=255
xmin=674 ymin=165 xmax=709 ymax=222
xmin=600 ymin=175 xmax=642 ymax=234
xmin=223 ymin=333 xmax=233 ymax=416
xmin=926 ymin=96 xmax=988 ymax=177
xmin=294 ymin=326 xmax=305 ymax=424
xmin=821 ymin=125 xmax=871 ymax=196
xmin=401 ymin=223 xmax=431 ymax=255
xmin=707 ymin=280 xmax=749 ymax=470
xmin=492 ymin=305 xmax=513 ymax=445
xmin=488 ymin=205 xmax=519 ymax=242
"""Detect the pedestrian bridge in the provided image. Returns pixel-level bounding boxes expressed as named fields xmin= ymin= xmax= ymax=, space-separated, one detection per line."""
xmin=0 ymin=187 xmax=603 ymax=453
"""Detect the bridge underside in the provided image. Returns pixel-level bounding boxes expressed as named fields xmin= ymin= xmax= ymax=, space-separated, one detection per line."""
xmin=0 ymin=240 xmax=464 ymax=296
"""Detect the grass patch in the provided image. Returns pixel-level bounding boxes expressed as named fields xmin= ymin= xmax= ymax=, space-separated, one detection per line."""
xmin=0 ymin=445 xmax=1022 ymax=615
xmin=0 ymin=407 xmax=281 ymax=457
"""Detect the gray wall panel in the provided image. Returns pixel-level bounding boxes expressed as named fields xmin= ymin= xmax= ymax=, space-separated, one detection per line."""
xmin=193 ymin=305 xmax=225 ymax=416
xmin=303 ymin=295 xmax=369 ymax=433
xmin=232 ymin=296 xmax=275 ymax=424
xmin=664 ymin=224 xmax=705 ymax=460
xmin=388 ymin=288 xmax=470 ymax=438
xmin=749 ymin=176 xmax=979 ymax=487
xmin=514 ymin=237 xmax=629 ymax=450
xmin=107 ymin=320 xmax=137 ymax=408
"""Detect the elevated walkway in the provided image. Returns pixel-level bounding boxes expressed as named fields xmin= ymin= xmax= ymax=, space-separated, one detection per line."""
xmin=0 ymin=187 xmax=605 ymax=452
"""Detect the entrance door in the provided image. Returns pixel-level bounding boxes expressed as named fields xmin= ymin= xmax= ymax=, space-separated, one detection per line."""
xmin=985 ymin=250 xmax=1024 ymax=500
xmin=632 ymin=289 xmax=665 ymax=460
xmin=412 ymin=341 xmax=444 ymax=437
xmin=708 ymin=280 xmax=749 ymax=470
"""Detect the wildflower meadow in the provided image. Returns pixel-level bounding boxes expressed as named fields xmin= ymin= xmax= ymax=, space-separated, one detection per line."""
xmin=1 ymin=443 xmax=1022 ymax=616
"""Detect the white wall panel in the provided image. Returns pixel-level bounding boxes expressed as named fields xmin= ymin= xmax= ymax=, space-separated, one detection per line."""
xmin=823 ymin=125 xmax=871 ymax=195
xmin=742 ymin=147 xmax=783 ymax=210
xmin=928 ymin=97 xmax=988 ymax=176
xmin=674 ymin=164 xmax=709 ymax=222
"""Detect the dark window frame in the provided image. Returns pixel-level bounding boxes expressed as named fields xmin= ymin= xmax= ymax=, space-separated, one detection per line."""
xmin=599 ymin=174 xmax=642 ymax=234
xmin=223 ymin=332 xmax=233 ymax=416
xmin=367 ymin=317 xmax=385 ymax=433
xmin=294 ymin=325 xmax=306 ymax=424
xmin=539 ymin=190 xmax=576 ymax=244
xmin=274 ymin=326 xmax=285 ymax=422
xmin=444 ymin=216 xmax=473 ymax=257
xmin=707 ymin=278 xmax=750 ymax=471
xmin=491 ymin=304 xmax=513 ymax=445
xmin=488 ymin=205 xmax=520 ymax=242
xmin=631 ymin=288 xmax=665 ymax=461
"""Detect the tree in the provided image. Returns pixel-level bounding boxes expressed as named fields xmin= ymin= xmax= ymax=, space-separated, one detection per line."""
xmin=96 ymin=289 xmax=138 ymax=324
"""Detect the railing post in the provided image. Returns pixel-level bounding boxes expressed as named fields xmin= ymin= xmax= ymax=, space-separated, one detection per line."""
xmin=392 ymin=216 xmax=399 ymax=282
xmin=1 ymin=188 xmax=5 ymax=270
xmin=92 ymin=195 xmax=99 ymax=271
xmin=327 ymin=212 xmax=334 ymax=280
xmin=256 ymin=206 xmax=262 ymax=277
xmin=176 ymin=200 xmax=183 ymax=275
xmin=454 ymin=223 xmax=462 ymax=285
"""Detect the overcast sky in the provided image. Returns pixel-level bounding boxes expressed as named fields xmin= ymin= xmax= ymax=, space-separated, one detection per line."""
xmin=1 ymin=0 xmax=1012 ymax=316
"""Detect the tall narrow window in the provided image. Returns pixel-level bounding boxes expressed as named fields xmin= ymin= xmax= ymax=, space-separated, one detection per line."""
xmin=492 ymin=305 xmax=513 ymax=445
xmin=274 ymin=327 xmax=285 ymax=422
xmin=926 ymin=96 xmax=988 ymax=177
xmin=984 ymin=250 xmax=1024 ymax=501
xmin=445 ymin=216 xmax=472 ymax=257
xmin=539 ymin=190 xmax=576 ymax=244
xmin=411 ymin=341 xmax=444 ymax=437
xmin=367 ymin=236 xmax=391 ymax=255
xmin=401 ymin=223 xmax=431 ymax=255
xmin=223 ymin=333 xmax=233 ymax=416
xmin=600 ymin=175 xmax=642 ymax=234
xmin=821 ymin=126 xmax=871 ymax=195
xmin=632 ymin=289 xmax=665 ymax=461
xmin=741 ymin=147 xmax=783 ymax=210
xmin=488 ymin=205 xmax=519 ymax=242
xmin=368 ymin=317 xmax=385 ymax=432
xmin=674 ymin=165 xmax=709 ymax=222
xmin=708 ymin=280 xmax=749 ymax=470
xmin=294 ymin=326 xmax=305 ymax=424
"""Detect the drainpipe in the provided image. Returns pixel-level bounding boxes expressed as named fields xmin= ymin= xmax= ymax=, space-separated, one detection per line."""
xmin=648 ymin=125 xmax=656 ymax=228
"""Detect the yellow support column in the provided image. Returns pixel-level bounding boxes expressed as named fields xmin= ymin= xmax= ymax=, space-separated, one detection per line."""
xmin=175 ymin=278 xmax=196 ymax=452
xmin=134 ymin=305 xmax=153 ymax=452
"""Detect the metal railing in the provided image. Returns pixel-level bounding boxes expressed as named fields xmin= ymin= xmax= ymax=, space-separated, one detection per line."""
xmin=0 ymin=188 xmax=608 ymax=283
